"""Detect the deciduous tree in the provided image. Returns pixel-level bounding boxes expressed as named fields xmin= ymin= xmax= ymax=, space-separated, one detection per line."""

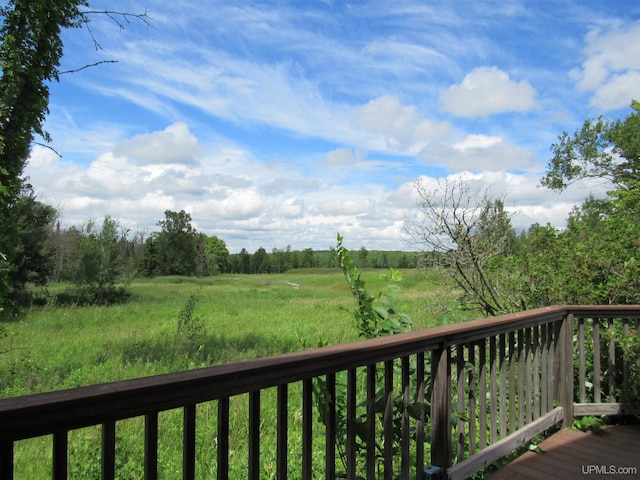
xmin=405 ymin=177 xmax=520 ymax=316
xmin=0 ymin=1 xmax=148 ymax=310
xmin=155 ymin=210 xmax=198 ymax=276
xmin=542 ymin=100 xmax=640 ymax=198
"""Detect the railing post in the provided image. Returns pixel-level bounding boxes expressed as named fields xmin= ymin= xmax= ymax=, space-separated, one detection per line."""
xmin=554 ymin=313 xmax=574 ymax=428
xmin=431 ymin=342 xmax=451 ymax=475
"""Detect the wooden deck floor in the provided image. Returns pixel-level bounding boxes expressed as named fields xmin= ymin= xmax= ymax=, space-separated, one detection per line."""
xmin=488 ymin=424 xmax=640 ymax=479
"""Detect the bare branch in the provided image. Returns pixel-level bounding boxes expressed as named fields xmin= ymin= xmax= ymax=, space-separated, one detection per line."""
xmin=59 ymin=59 xmax=117 ymax=75
xmin=32 ymin=141 xmax=62 ymax=158
xmin=81 ymin=8 xmax=152 ymax=30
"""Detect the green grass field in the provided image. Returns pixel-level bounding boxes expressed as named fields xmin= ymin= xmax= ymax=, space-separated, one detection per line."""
xmin=0 ymin=268 xmax=474 ymax=479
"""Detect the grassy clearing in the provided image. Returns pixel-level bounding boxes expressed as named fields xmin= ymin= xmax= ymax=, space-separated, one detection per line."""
xmin=1 ymin=269 xmax=442 ymax=398
xmin=0 ymin=268 xmax=473 ymax=479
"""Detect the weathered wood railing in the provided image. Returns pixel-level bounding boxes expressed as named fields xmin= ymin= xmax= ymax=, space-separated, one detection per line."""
xmin=0 ymin=305 xmax=639 ymax=479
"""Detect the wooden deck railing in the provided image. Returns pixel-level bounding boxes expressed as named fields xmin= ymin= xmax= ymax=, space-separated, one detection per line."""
xmin=0 ymin=305 xmax=639 ymax=479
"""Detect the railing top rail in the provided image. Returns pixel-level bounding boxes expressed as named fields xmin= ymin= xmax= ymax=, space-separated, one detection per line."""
xmin=565 ymin=305 xmax=640 ymax=318
xmin=1 ymin=305 xmax=638 ymax=441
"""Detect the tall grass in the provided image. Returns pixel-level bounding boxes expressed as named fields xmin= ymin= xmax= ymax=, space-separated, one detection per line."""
xmin=0 ymin=268 xmax=465 ymax=478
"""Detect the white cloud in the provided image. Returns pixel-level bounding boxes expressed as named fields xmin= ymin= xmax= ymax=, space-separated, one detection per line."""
xmin=112 ymin=122 xmax=204 ymax=165
xmin=453 ymin=134 xmax=502 ymax=151
xmin=352 ymin=96 xmax=450 ymax=152
xmin=274 ymin=197 xmax=306 ymax=218
xmin=313 ymin=198 xmax=376 ymax=217
xmin=440 ymin=66 xmax=536 ymax=117
xmin=323 ymin=148 xmax=366 ymax=166
xmin=572 ymin=22 xmax=640 ymax=111
xmin=419 ymin=135 xmax=538 ymax=172
xmin=589 ymin=71 xmax=640 ymax=111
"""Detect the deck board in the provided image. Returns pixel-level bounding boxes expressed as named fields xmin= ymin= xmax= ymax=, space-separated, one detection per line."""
xmin=487 ymin=424 xmax=640 ymax=479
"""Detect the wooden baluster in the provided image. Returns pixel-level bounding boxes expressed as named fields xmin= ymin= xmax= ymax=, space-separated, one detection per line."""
xmin=277 ymin=384 xmax=288 ymax=480
xmin=547 ymin=323 xmax=557 ymax=411
xmin=593 ymin=319 xmax=601 ymax=403
xmin=415 ymin=352 xmax=425 ymax=480
xmin=533 ymin=326 xmax=540 ymax=420
xmin=540 ymin=324 xmax=548 ymax=414
xmin=248 ymin=391 xmax=260 ymax=480
xmin=489 ymin=336 xmax=497 ymax=445
xmin=401 ymin=356 xmax=410 ymax=479
xmin=347 ymin=368 xmax=357 ymax=480
xmin=0 ymin=441 xmax=13 ymax=480
xmin=508 ymin=331 xmax=516 ymax=433
xmin=525 ymin=328 xmax=534 ymax=425
xmin=517 ymin=330 xmax=524 ymax=430
xmin=499 ymin=334 xmax=507 ymax=438
xmin=578 ymin=318 xmax=586 ymax=403
xmin=52 ymin=431 xmax=68 ymax=480
xmin=384 ymin=360 xmax=394 ymax=479
xmin=216 ymin=399 xmax=229 ymax=480
xmin=623 ymin=319 xmax=630 ymax=402
xmin=325 ymin=374 xmax=336 ymax=480
xmin=366 ymin=364 xmax=376 ymax=480
xmin=479 ymin=339 xmax=487 ymax=449
xmin=302 ymin=379 xmax=312 ymax=480
xmin=608 ymin=318 xmax=616 ymax=403
xmin=456 ymin=344 xmax=465 ymax=461
xmin=102 ymin=420 xmax=116 ymax=480
xmin=468 ymin=341 xmax=477 ymax=455
xmin=184 ymin=404 xmax=196 ymax=480
xmin=145 ymin=413 xmax=158 ymax=480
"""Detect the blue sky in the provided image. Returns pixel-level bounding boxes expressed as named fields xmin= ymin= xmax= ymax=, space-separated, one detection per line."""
xmin=24 ymin=0 xmax=640 ymax=252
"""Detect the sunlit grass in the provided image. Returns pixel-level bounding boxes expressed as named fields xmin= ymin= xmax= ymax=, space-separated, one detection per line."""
xmin=1 ymin=268 xmax=466 ymax=479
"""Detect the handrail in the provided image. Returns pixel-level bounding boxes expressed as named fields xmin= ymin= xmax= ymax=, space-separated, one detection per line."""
xmin=0 ymin=306 xmax=567 ymax=440
xmin=1 ymin=305 xmax=639 ymax=479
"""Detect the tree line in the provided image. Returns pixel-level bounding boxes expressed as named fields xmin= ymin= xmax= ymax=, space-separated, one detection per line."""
xmin=2 ymin=206 xmax=417 ymax=308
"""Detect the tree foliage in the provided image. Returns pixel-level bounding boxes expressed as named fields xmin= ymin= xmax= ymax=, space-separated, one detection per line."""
xmin=0 ymin=1 xmax=87 ymax=310
xmin=0 ymin=1 xmax=148 ymax=311
xmin=0 ymin=185 xmax=57 ymax=308
xmin=65 ymin=216 xmax=129 ymax=305
xmin=535 ymin=101 xmax=640 ymax=306
xmin=542 ymin=100 xmax=640 ymax=194
xmin=0 ymin=0 xmax=88 ymax=201
xmin=154 ymin=210 xmax=198 ymax=276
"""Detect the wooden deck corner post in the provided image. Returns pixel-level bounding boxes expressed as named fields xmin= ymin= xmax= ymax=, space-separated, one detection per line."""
xmin=554 ymin=313 xmax=574 ymax=428
xmin=431 ymin=342 xmax=451 ymax=476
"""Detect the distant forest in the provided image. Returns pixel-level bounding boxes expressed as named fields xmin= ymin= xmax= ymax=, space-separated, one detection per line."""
xmin=227 ymin=246 xmax=417 ymax=274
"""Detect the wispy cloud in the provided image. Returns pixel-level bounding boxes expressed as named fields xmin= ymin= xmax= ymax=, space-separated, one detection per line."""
xmin=25 ymin=1 xmax=640 ymax=251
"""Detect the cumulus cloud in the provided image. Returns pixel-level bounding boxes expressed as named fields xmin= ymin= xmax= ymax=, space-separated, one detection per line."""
xmin=275 ymin=197 xmax=306 ymax=218
xmin=323 ymin=148 xmax=366 ymax=166
xmin=352 ymin=96 xmax=450 ymax=152
xmin=418 ymin=134 xmax=538 ymax=171
xmin=440 ymin=66 xmax=536 ymax=117
xmin=261 ymin=177 xmax=320 ymax=194
xmin=112 ymin=122 xmax=204 ymax=165
xmin=313 ymin=198 xmax=376 ymax=217
xmin=589 ymin=71 xmax=640 ymax=111
xmin=571 ymin=22 xmax=640 ymax=111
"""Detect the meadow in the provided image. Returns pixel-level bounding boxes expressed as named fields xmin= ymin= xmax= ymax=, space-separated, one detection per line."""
xmin=1 ymin=268 xmax=471 ymax=478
